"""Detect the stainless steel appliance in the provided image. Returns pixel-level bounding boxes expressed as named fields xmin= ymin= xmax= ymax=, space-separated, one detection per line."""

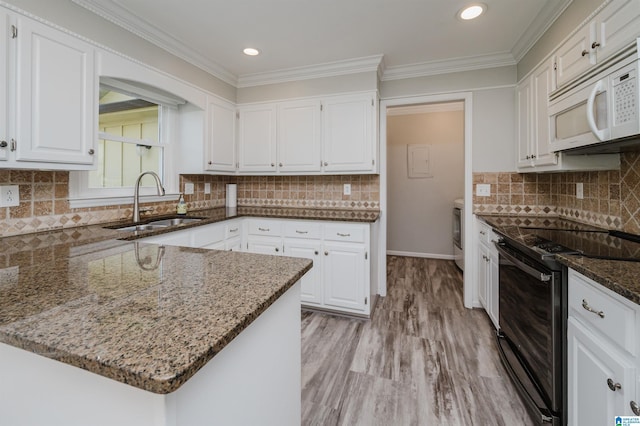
xmin=493 ymin=225 xmax=640 ymax=425
xmin=453 ymin=199 xmax=464 ymax=271
xmin=549 ymin=39 xmax=640 ymax=154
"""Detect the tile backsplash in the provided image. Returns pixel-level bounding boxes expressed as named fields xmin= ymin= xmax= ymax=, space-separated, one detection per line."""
xmin=473 ymin=152 xmax=640 ymax=233
xmin=0 ymin=171 xmax=380 ymax=237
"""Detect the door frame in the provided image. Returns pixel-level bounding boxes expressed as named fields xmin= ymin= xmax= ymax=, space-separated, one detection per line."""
xmin=377 ymin=92 xmax=473 ymax=308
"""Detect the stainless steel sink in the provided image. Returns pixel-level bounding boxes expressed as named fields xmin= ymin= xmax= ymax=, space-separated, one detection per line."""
xmin=115 ymin=224 xmax=169 ymax=232
xmin=147 ymin=217 xmax=203 ymax=226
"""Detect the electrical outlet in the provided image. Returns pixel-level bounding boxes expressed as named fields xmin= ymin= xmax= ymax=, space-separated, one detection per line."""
xmin=343 ymin=183 xmax=351 ymax=195
xmin=576 ymin=182 xmax=584 ymax=199
xmin=184 ymin=183 xmax=195 ymax=195
xmin=0 ymin=185 xmax=19 ymax=207
xmin=204 ymin=183 xmax=211 ymax=194
xmin=476 ymin=184 xmax=491 ymax=197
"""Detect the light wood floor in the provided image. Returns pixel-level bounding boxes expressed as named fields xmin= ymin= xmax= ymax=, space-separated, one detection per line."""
xmin=301 ymin=256 xmax=535 ymax=426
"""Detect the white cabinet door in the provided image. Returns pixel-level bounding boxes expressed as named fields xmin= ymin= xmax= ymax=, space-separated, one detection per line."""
xmin=567 ymin=318 xmax=636 ymax=425
xmin=322 ymin=94 xmax=375 ymax=173
xmin=247 ymin=236 xmax=282 ymax=255
xmin=140 ymin=229 xmax=193 ymax=247
xmin=284 ymin=239 xmax=322 ymax=306
xmin=487 ymin=248 xmax=499 ymax=329
xmin=516 ymin=77 xmax=533 ymax=168
xmin=556 ymin=24 xmax=594 ymax=88
xmin=202 ymin=240 xmax=225 ymax=250
xmin=594 ymin=0 xmax=640 ymax=63
xmin=225 ymin=237 xmax=242 ymax=252
xmin=532 ymin=59 xmax=557 ymax=167
xmin=277 ymin=99 xmax=321 ymax=172
xmin=238 ymin=104 xmax=276 ymax=172
xmin=477 ymin=243 xmax=488 ymax=309
xmin=14 ymin=16 xmax=95 ymax=166
xmin=205 ymin=99 xmax=236 ymax=172
xmin=323 ymin=242 xmax=366 ymax=312
xmin=0 ymin=10 xmax=8 ymax=162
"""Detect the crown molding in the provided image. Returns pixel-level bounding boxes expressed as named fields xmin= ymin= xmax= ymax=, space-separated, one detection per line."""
xmin=387 ymin=102 xmax=464 ymax=116
xmin=511 ymin=0 xmax=574 ymax=62
xmin=381 ymin=52 xmax=516 ymax=81
xmin=71 ymin=0 xmax=238 ymax=87
xmin=236 ymin=54 xmax=384 ymax=88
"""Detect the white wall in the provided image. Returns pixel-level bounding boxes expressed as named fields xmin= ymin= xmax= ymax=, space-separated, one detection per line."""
xmin=386 ymin=109 xmax=464 ymax=256
xmin=4 ymin=0 xmax=236 ymax=101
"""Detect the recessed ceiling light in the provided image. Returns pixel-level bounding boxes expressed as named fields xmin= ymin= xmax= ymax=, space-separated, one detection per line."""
xmin=458 ymin=3 xmax=486 ymax=20
xmin=243 ymin=48 xmax=260 ymax=56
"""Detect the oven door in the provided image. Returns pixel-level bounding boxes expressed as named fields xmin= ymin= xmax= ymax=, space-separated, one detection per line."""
xmin=496 ymin=242 xmax=564 ymax=425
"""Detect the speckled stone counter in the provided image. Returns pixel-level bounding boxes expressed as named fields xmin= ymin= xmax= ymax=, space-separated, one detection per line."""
xmin=0 ymin=238 xmax=311 ymax=394
xmin=477 ymin=214 xmax=640 ymax=306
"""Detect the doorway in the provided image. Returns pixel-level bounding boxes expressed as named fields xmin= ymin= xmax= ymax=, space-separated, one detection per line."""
xmin=377 ymin=93 xmax=473 ymax=308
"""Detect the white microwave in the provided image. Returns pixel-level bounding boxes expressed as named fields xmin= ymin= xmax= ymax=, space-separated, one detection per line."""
xmin=549 ymin=46 xmax=640 ymax=152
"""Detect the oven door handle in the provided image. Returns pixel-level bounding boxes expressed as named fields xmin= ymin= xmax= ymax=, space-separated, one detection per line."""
xmin=495 ymin=242 xmax=552 ymax=282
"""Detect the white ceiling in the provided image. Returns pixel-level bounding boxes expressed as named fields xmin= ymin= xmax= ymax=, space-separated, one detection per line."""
xmin=72 ymin=0 xmax=572 ymax=87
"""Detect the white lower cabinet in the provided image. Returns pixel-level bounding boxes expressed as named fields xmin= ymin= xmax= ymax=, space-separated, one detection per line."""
xmin=245 ymin=218 xmax=371 ymax=316
xmin=139 ymin=221 xmax=242 ymax=252
xmin=567 ymin=269 xmax=639 ymax=425
xmin=476 ymin=218 xmax=499 ymax=329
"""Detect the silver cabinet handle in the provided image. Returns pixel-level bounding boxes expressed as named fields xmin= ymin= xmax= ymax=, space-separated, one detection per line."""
xmin=582 ymin=299 xmax=605 ymax=318
xmin=324 ymin=162 xmax=328 ymax=166
xmin=314 ymin=251 xmax=319 ymax=255
xmin=271 ymin=163 xmax=275 ymax=167
xmin=607 ymin=378 xmax=621 ymax=392
xmin=324 ymin=251 xmax=329 ymax=256
xmin=275 ymin=247 xmax=279 ymax=252
xmin=525 ymin=155 xmax=530 ymax=159
xmin=229 ymin=228 xmax=238 ymax=232
xmin=279 ymin=162 xmax=283 ymax=167
xmin=592 ymin=41 xmax=601 ymax=49
xmin=631 ymin=401 xmax=640 ymax=415
xmin=295 ymin=230 xmax=308 ymax=234
xmin=581 ymin=49 xmax=589 ymax=57
xmin=258 ymin=227 xmax=269 ymax=232
xmin=337 ymin=232 xmax=350 ymax=237
xmin=479 ymin=231 xmax=486 ymax=235
xmin=88 ymin=149 xmax=95 ymax=155
xmin=0 ymin=140 xmax=6 ymax=148
xmin=208 ymin=161 xmax=213 ymax=165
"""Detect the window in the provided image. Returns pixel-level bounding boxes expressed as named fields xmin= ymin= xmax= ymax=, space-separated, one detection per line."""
xmin=70 ymin=78 xmax=186 ymax=208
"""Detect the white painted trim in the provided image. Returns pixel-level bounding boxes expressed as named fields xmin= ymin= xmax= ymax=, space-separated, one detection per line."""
xmin=386 ymin=251 xmax=455 ymax=260
xmin=382 ymin=52 xmax=516 ymax=81
xmin=386 ymin=102 xmax=464 ymax=116
xmin=511 ymin=0 xmax=574 ymax=62
xmin=379 ymin=92 xmax=473 ymax=308
xmin=237 ymin=55 xmax=384 ymax=88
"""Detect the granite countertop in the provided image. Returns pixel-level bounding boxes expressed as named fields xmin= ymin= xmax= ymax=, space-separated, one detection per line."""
xmin=0 ymin=205 xmax=383 ymax=394
xmin=478 ymin=214 xmax=640 ymax=305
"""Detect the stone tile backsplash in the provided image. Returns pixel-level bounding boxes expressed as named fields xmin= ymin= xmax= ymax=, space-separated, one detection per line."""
xmin=473 ymin=152 xmax=640 ymax=232
xmin=0 ymin=171 xmax=380 ymax=237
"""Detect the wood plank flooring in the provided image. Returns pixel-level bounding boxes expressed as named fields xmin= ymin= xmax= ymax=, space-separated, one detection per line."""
xmin=301 ymin=256 xmax=534 ymax=426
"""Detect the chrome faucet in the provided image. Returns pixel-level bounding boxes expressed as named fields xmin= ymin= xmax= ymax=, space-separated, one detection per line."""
xmin=133 ymin=171 xmax=165 ymax=223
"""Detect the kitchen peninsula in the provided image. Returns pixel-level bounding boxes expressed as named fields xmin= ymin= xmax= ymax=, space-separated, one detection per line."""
xmin=0 ymin=221 xmax=312 ymax=426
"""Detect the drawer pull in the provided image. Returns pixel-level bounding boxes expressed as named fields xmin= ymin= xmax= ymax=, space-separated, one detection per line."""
xmin=607 ymin=378 xmax=621 ymax=392
xmin=314 ymin=251 xmax=319 ymax=255
xmin=258 ymin=227 xmax=270 ymax=232
xmin=324 ymin=251 xmax=329 ymax=256
xmin=229 ymin=228 xmax=238 ymax=232
xmin=295 ymin=230 xmax=308 ymax=234
xmin=479 ymin=231 xmax=486 ymax=235
xmin=582 ymin=299 xmax=605 ymax=318
xmin=631 ymin=401 xmax=640 ymax=416
xmin=337 ymin=232 xmax=351 ymax=237
xmin=275 ymin=247 xmax=279 ymax=252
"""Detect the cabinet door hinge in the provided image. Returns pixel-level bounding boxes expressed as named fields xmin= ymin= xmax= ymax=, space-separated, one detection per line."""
xmin=365 ymin=251 xmax=368 ymax=260
xmin=11 ymin=25 xmax=17 ymax=39
xmin=365 ymin=296 xmax=368 ymax=305
xmin=553 ymin=62 xmax=557 ymax=71
xmin=320 ymin=104 xmax=323 ymax=111
xmin=10 ymin=139 xmax=16 ymax=152
xmin=372 ymin=159 xmax=375 ymax=166
xmin=371 ymin=99 xmax=374 ymax=106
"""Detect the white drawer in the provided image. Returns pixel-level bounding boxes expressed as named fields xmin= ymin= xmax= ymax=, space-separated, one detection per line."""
xmin=568 ymin=269 xmax=637 ymax=356
xmin=477 ymin=221 xmax=492 ymax=246
xmin=323 ymin=224 xmax=367 ymax=243
xmin=247 ymin=219 xmax=282 ymax=237
xmin=192 ymin=223 xmax=225 ymax=248
xmin=225 ymin=221 xmax=242 ymax=239
xmin=284 ymin=221 xmax=321 ymax=240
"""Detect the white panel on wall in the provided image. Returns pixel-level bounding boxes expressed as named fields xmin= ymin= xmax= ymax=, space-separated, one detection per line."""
xmin=407 ymin=144 xmax=432 ymax=178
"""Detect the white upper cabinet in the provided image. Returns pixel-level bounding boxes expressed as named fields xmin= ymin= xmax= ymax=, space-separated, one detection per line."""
xmin=516 ymin=76 xmax=533 ymax=168
xmin=277 ymin=99 xmax=321 ymax=172
xmin=556 ymin=0 xmax=640 ymax=88
xmin=322 ymin=93 xmax=376 ymax=173
xmin=205 ymin=98 xmax=236 ymax=172
xmin=237 ymin=104 xmax=277 ymax=173
xmin=0 ymin=9 xmax=8 ymax=162
xmin=13 ymin=14 xmax=95 ymax=166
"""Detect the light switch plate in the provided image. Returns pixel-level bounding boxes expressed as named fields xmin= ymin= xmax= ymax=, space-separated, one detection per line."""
xmin=576 ymin=182 xmax=584 ymax=199
xmin=204 ymin=183 xmax=211 ymax=194
xmin=343 ymin=183 xmax=351 ymax=195
xmin=184 ymin=183 xmax=195 ymax=195
xmin=476 ymin=184 xmax=491 ymax=197
xmin=0 ymin=185 xmax=19 ymax=207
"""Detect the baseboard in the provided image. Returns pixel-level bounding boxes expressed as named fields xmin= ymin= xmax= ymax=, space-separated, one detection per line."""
xmin=386 ymin=250 xmax=455 ymax=260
